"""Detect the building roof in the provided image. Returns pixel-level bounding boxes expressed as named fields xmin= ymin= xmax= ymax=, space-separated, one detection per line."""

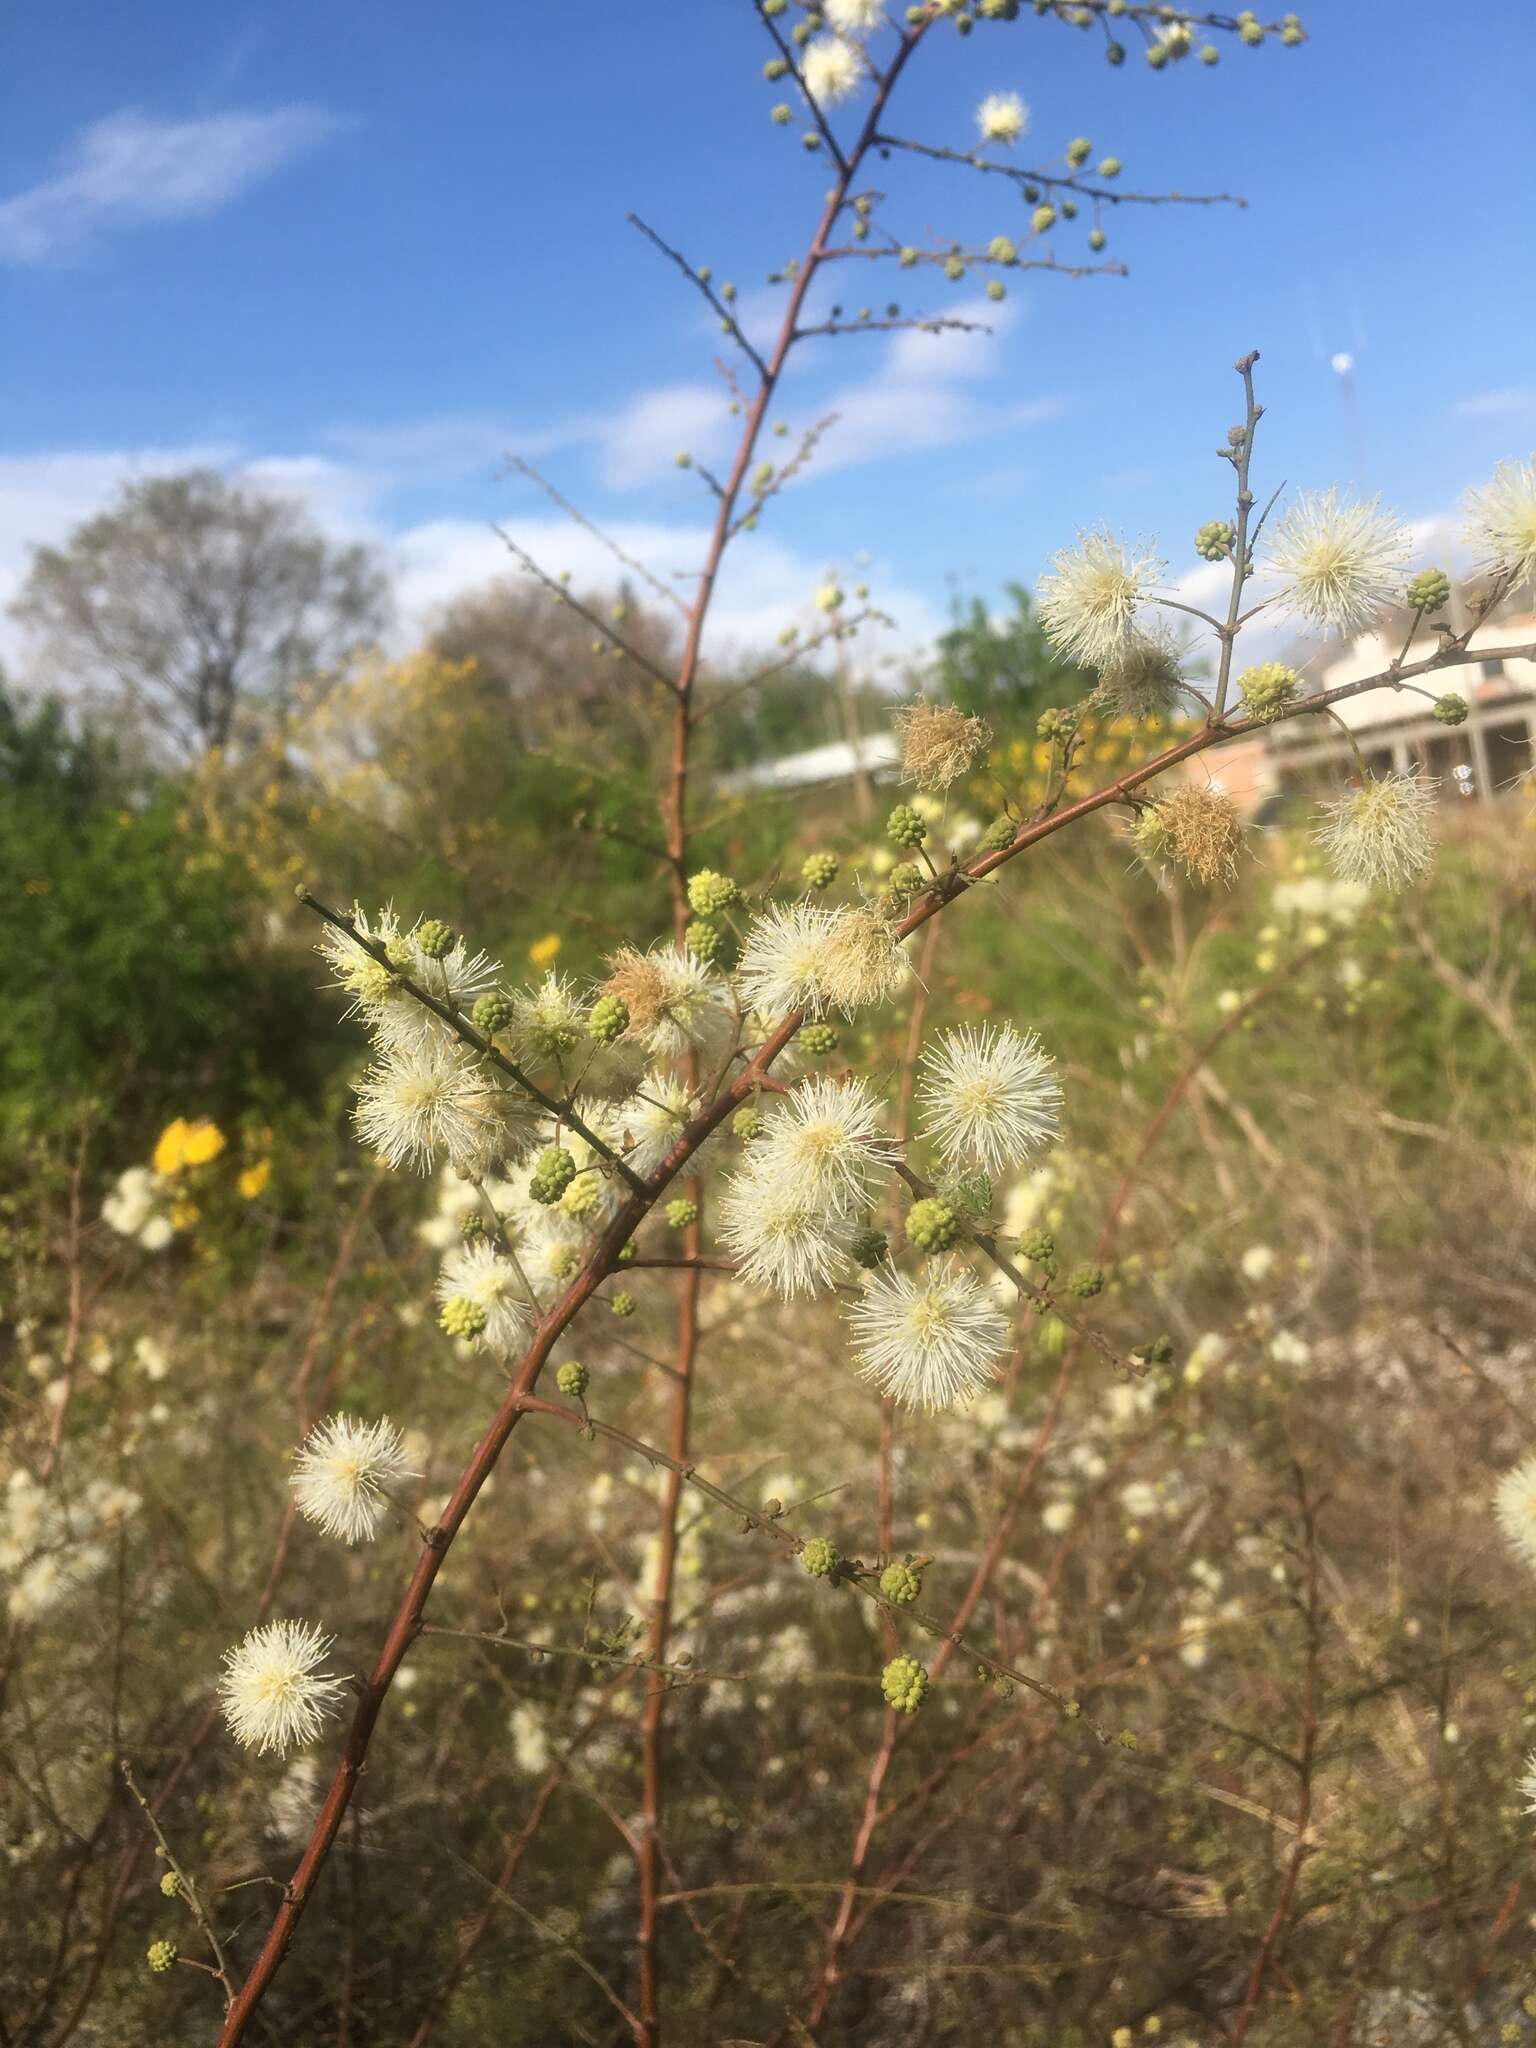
xmin=719 ymin=732 xmax=899 ymax=795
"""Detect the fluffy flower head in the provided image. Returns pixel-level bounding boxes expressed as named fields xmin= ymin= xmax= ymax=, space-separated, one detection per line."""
xmin=219 ymin=1619 xmax=347 ymax=1756
xmin=802 ymin=36 xmax=863 ymax=106
xmin=1037 ymin=528 xmax=1161 ymax=668
xmin=977 ymin=91 xmax=1028 ymax=145
xmin=1095 ymin=630 xmax=1186 ymax=721
xmin=1315 ymin=772 xmax=1437 ymax=891
xmin=1462 ymin=456 xmax=1536 ymax=586
xmin=717 ymin=1161 xmax=854 ymax=1299
xmin=1262 ymin=488 xmax=1410 ymax=632
xmin=736 ymin=901 xmax=840 ymax=1022
xmin=291 ymin=1414 xmax=416 ymax=1543
xmin=599 ymin=946 xmax=729 ymax=1064
xmin=820 ymin=903 xmax=910 ymax=1015
xmin=353 ymin=1040 xmax=524 ymax=1176
xmin=1494 ymin=1453 xmax=1536 ymax=1571
xmin=754 ymin=1075 xmax=894 ymax=1216
xmin=917 ymin=1023 xmax=1062 ymax=1178
xmin=435 ymin=1240 xmax=534 ymax=1356
xmin=616 ymin=1073 xmax=698 ymax=1181
xmin=825 ymin=0 xmax=884 ymax=31
xmin=894 ymin=701 xmax=992 ymax=790
xmin=848 ymin=1258 xmax=1009 ymax=1410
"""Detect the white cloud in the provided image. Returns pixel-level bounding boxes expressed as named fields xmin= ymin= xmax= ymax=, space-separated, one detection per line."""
xmin=1452 ymin=387 xmax=1536 ymax=424
xmin=0 ymin=106 xmax=344 ymax=264
xmin=597 ymin=383 xmax=736 ymax=491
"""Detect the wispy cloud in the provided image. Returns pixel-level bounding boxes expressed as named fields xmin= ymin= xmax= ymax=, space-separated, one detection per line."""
xmin=0 ymin=105 xmax=345 ymax=264
xmin=1452 ymin=387 xmax=1536 ymax=424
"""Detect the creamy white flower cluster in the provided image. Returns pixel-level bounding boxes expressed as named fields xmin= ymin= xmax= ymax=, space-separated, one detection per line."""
xmin=2 ymin=1467 xmax=140 ymax=1623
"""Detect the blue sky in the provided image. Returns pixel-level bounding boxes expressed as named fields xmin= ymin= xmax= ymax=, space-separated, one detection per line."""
xmin=3 ymin=0 xmax=1533 ymax=677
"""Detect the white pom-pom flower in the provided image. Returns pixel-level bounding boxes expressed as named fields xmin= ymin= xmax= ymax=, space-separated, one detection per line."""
xmin=977 ymin=91 xmax=1028 ymax=145
xmin=826 ymin=0 xmax=884 ymax=31
xmin=752 ymin=1075 xmax=894 ymax=1217
xmin=736 ymin=902 xmax=840 ymax=1022
xmin=1463 ymin=456 xmax=1536 ymax=587
xmin=718 ymin=1163 xmax=855 ymax=1299
xmin=1315 ymin=771 xmax=1437 ymax=891
xmin=1262 ymin=488 xmax=1411 ymax=633
xmin=802 ymin=35 xmax=863 ymax=106
xmin=617 ymin=1073 xmax=699 ymax=1181
xmin=218 ymin=1619 xmax=348 ymax=1756
xmin=1037 ymin=529 xmax=1162 ymax=668
xmin=1494 ymin=1453 xmax=1536 ymax=1572
xmin=291 ymin=1413 xmax=416 ymax=1543
xmin=847 ymin=1258 xmax=1009 ymax=1410
xmin=916 ymin=1023 xmax=1062 ymax=1178
xmin=435 ymin=1241 xmax=535 ymax=1356
xmin=353 ymin=1041 xmax=518 ymax=1175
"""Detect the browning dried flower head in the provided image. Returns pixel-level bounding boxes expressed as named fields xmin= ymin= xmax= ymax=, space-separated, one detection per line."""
xmin=1137 ymin=784 xmax=1243 ymax=887
xmin=598 ymin=947 xmax=671 ymax=1038
xmin=893 ymin=701 xmax=993 ymax=790
xmin=819 ymin=902 xmax=911 ymax=1014
xmin=1095 ymin=631 xmax=1186 ymax=720
xmin=1315 ymin=771 xmax=1437 ymax=891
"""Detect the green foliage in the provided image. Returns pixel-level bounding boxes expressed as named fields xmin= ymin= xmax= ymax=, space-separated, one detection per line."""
xmin=929 ymin=582 xmax=1092 ymax=728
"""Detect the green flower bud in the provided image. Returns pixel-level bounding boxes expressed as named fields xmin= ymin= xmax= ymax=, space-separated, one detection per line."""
xmin=899 ymin=245 xmax=920 ymax=268
xmin=556 ymin=1360 xmax=589 ymax=1398
xmin=1281 ymin=19 xmax=1304 ymax=42
xmin=528 ymin=1146 xmax=578 ymax=1206
xmin=799 ymin=1022 xmax=839 ymax=1057
xmin=986 ymin=278 xmax=1007 ymax=302
xmin=1030 ymin=203 xmax=1057 ymax=234
xmin=944 ymin=255 xmax=966 ymax=282
xmin=1019 ymin=1227 xmax=1056 ymax=1268
xmin=802 ymin=1536 xmax=839 ymax=1579
xmin=688 ymin=869 xmax=741 ymax=916
xmin=879 ymin=1560 xmax=923 ymax=1605
xmin=414 ymin=918 xmax=455 ymax=960
xmin=979 ymin=815 xmax=1016 ymax=852
xmin=588 ymin=994 xmax=630 ymax=1044
xmin=1117 ymin=1727 xmax=1139 ymax=1749
xmin=1098 ymin=156 xmax=1122 ymax=177
xmin=1240 ymin=18 xmax=1263 ymax=40
xmin=1066 ymin=136 xmax=1092 ymax=168
xmin=549 ymin=1245 xmax=578 ymax=1280
xmin=764 ymin=56 xmax=788 ymax=79
xmin=472 ymin=991 xmax=515 ymax=1036
xmin=439 ymin=1295 xmax=488 ymax=1340
xmin=458 ymin=1207 xmax=488 ymax=1240
xmin=1061 ymin=198 xmax=1078 ymax=220
xmin=906 ymin=1197 xmax=962 ymax=1253
xmin=1146 ymin=41 xmax=1169 ymax=66
xmin=1408 ymin=566 xmax=1452 ymax=614
xmin=159 ymin=1869 xmax=180 ymax=1897
xmin=1067 ymin=1262 xmax=1105 ymax=1298
xmin=850 ymin=1225 xmax=888 ymax=1269
xmin=1105 ymin=39 xmax=1125 ymax=63
xmin=1237 ymin=661 xmax=1300 ymax=722
xmin=1433 ymin=692 xmax=1468 ymax=726
xmin=685 ymin=918 xmax=724 ymax=963
xmin=665 ymin=1197 xmax=699 ymax=1229
xmin=147 ymin=1939 xmax=177 ymax=1974
xmin=610 ymin=1291 xmax=637 ymax=1318
xmin=675 ymin=450 xmax=692 ymax=469
xmin=1200 ymin=41 xmax=1219 ymax=61
xmin=733 ymin=1105 xmax=764 ymax=1143
xmin=617 ymin=1241 xmax=637 ymax=1264
xmin=561 ymin=1175 xmax=602 ymax=1221
xmin=887 ymin=861 xmax=925 ymax=898
xmin=887 ymin=803 xmax=927 ymax=848
xmin=1194 ymin=518 xmax=1235 ymax=562
xmin=1088 ymin=227 xmax=1107 ymax=251
xmin=770 ymin=103 xmax=793 ymax=125
xmin=802 ymin=850 xmax=840 ymax=891
xmin=881 ymin=1654 xmax=929 ymax=1714
xmin=987 ymin=235 xmax=1017 ymax=265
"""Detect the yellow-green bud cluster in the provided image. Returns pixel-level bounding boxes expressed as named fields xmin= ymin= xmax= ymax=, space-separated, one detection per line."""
xmin=988 ymin=235 xmax=1017 ymax=265
xmin=802 ymin=851 xmax=839 ymax=891
xmin=415 ymin=918 xmax=454 ymax=960
xmin=556 ymin=1360 xmax=589 ymax=1398
xmin=850 ymin=1225 xmax=888 ymax=1269
xmin=1066 ymin=136 xmax=1092 ymax=168
xmin=147 ymin=1939 xmax=177 ymax=1974
xmin=1019 ymin=1227 xmax=1056 ymax=1272
xmin=979 ymin=815 xmax=1016 ymax=852
xmin=688 ymin=869 xmax=741 ymax=916
xmin=733 ymin=1106 xmax=763 ymax=1143
xmin=880 ymin=1560 xmax=923 ymax=1605
xmin=1433 ymin=693 xmax=1468 ymax=727
xmin=685 ymin=919 xmax=724 ymax=963
xmin=439 ymin=1295 xmax=487 ymax=1340
xmin=459 ymin=1207 xmax=488 ymax=1240
xmin=158 ymin=1869 xmax=180 ymax=1898
xmin=881 ymin=1655 xmax=929 ymax=1714
xmin=610 ymin=1291 xmax=637 ymax=1318
xmin=472 ymin=991 xmax=515 ymax=1036
xmin=986 ymin=279 xmax=1007 ymax=302
xmin=799 ymin=1022 xmax=839 ymax=1056
xmin=1409 ymin=566 xmax=1451 ymax=614
xmin=1194 ymin=519 xmax=1234 ymax=562
xmin=617 ymin=1241 xmax=637 ymax=1264
xmin=887 ymin=804 xmax=927 ymax=848
xmin=529 ymin=1146 xmax=578 ymax=1206
xmin=1067 ymin=1262 xmax=1105 ymax=1299
xmin=665 ymin=1197 xmax=699 ymax=1229
xmin=887 ymin=862 xmax=925 ymax=898
xmin=1088 ymin=226 xmax=1107 ymax=251
xmin=1237 ymin=661 xmax=1300 ymax=723
xmin=802 ymin=1536 xmax=839 ymax=1579
xmin=906 ymin=1197 xmax=961 ymax=1253
xmin=1031 ymin=203 xmax=1057 ymax=234
xmin=1099 ymin=155 xmax=1122 ymax=177
xmin=549 ymin=1245 xmax=578 ymax=1280
xmin=588 ymin=994 xmax=629 ymax=1044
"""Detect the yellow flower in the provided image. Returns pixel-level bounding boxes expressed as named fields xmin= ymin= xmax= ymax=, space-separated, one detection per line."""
xmin=152 ymin=1118 xmax=226 ymax=1174
xmin=152 ymin=1120 xmax=191 ymax=1174
xmin=168 ymin=1199 xmax=200 ymax=1231
xmin=238 ymin=1160 xmax=273 ymax=1200
xmin=528 ymin=933 xmax=563 ymax=968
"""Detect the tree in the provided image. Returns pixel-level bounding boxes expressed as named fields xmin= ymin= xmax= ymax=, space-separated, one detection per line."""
xmin=929 ymin=581 xmax=1090 ymax=727
xmin=9 ymin=470 xmax=390 ymax=758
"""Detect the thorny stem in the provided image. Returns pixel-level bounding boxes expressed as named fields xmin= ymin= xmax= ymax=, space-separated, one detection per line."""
xmin=1211 ymin=350 xmax=1264 ymax=721
xmin=120 ymin=1762 xmax=234 ymax=2012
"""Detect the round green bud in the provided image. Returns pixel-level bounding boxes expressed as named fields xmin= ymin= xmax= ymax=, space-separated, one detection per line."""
xmin=1088 ymin=227 xmax=1107 ymax=251
xmin=764 ymin=56 xmax=788 ymax=79
xmin=472 ymin=991 xmax=515 ymax=1036
xmin=985 ymin=278 xmax=1007 ymax=302
xmin=1408 ymin=566 xmax=1452 ymax=614
xmin=887 ymin=861 xmax=925 ymax=898
xmin=685 ymin=918 xmax=724 ymax=963
xmin=414 ymin=918 xmax=454 ymax=960
xmin=458 ymin=1207 xmax=488 ymax=1240
xmin=1031 ymin=203 xmax=1057 ymax=234
xmin=802 ymin=1536 xmax=839 ymax=1579
xmin=1019 ymin=1227 xmax=1056 ymax=1268
xmin=549 ymin=1245 xmax=578 ymax=1280
xmin=722 ymin=281 xmax=737 ymax=301
xmin=764 ymin=0 xmax=786 ymax=11
xmin=556 ymin=1360 xmax=589 ymax=1398
xmin=944 ymin=255 xmax=966 ymax=282
xmin=1146 ymin=41 xmax=1169 ymax=66
xmin=1194 ymin=518 xmax=1234 ymax=562
xmin=980 ymin=815 xmax=1016 ymax=852
xmin=887 ymin=803 xmax=927 ymax=848
xmin=675 ymin=450 xmax=692 ymax=469
xmin=439 ymin=1295 xmax=488 ymax=1340
xmin=802 ymin=133 xmax=821 ymax=152
xmin=588 ymin=994 xmax=630 ymax=1044
xmin=1433 ymin=692 xmax=1468 ymax=726
xmin=906 ymin=1197 xmax=962 ymax=1253
xmin=528 ymin=1146 xmax=578 ymax=1206
xmin=1061 ymin=198 xmax=1078 ymax=220
xmin=1240 ymin=18 xmax=1263 ymax=41
xmin=1066 ymin=136 xmax=1092 ymax=168
xmin=1200 ymin=41 xmax=1219 ymax=61
xmin=770 ymin=103 xmax=793 ymax=125
xmin=802 ymin=850 xmax=840 ymax=891
xmin=1105 ymin=39 xmax=1125 ymax=63
xmin=850 ymin=1225 xmax=888 ymax=1269
xmin=159 ymin=1869 xmax=180 ymax=1898
xmin=1281 ymin=19 xmax=1304 ymax=42
xmin=610 ymin=1291 xmax=637 ymax=1318
xmin=147 ymin=1939 xmax=177 ymax=1974
xmin=560 ymin=1175 xmax=602 ymax=1221
xmin=732 ymin=1107 xmax=764 ymax=1146
xmin=792 ymin=18 xmax=811 ymax=42
xmin=799 ymin=1022 xmax=839 ymax=1057
xmin=751 ymin=461 xmax=774 ymax=494
xmin=1098 ymin=156 xmax=1122 ymax=177
xmin=881 ymin=1654 xmax=929 ymax=1714
xmin=1237 ymin=661 xmax=1300 ymax=722
xmin=988 ymin=235 xmax=1018 ymax=265
xmin=688 ymin=868 xmax=741 ymax=916
xmin=1037 ymin=705 xmax=1065 ymax=742
xmin=617 ymin=1240 xmax=637 ymax=1264
xmin=1068 ymin=1262 xmax=1105 ymax=1299
xmin=665 ymin=1197 xmax=699 ymax=1229
xmin=880 ymin=1560 xmax=923 ymax=1605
